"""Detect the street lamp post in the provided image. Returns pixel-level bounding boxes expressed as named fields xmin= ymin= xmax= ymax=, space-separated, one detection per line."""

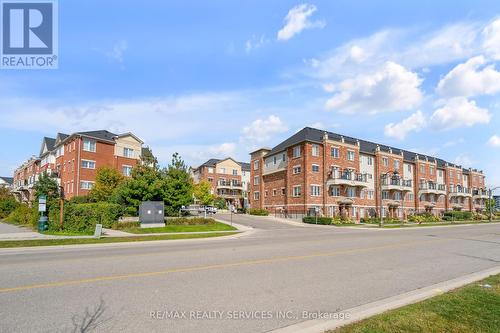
xmin=489 ymin=186 xmax=499 ymax=223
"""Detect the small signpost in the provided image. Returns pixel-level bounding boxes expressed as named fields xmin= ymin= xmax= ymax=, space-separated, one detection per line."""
xmin=94 ymin=224 xmax=103 ymax=239
xmin=37 ymin=195 xmax=48 ymax=232
xmin=38 ymin=195 xmax=47 ymax=213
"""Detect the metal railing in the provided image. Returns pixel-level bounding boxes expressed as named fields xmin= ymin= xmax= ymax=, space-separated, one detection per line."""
xmin=329 ymin=169 xmax=368 ymax=182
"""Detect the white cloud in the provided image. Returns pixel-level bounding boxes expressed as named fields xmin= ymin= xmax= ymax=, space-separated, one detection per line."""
xmin=277 ymin=4 xmax=325 ymax=41
xmin=384 ymin=110 xmax=426 ymax=140
xmin=107 ymin=40 xmax=128 ymax=63
xmin=242 ymin=115 xmax=288 ymax=143
xmin=325 ymin=61 xmax=423 ymax=114
xmin=454 ymin=154 xmax=475 ymax=166
xmin=437 ymin=56 xmax=500 ymax=97
xmin=245 ymin=35 xmax=269 ymax=53
xmin=430 ymin=97 xmax=490 ymax=130
xmin=488 ymin=135 xmax=500 ymax=147
xmin=482 ymin=19 xmax=500 ymax=60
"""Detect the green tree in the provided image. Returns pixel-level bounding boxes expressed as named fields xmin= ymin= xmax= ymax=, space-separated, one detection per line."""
xmin=213 ymin=197 xmax=227 ymax=210
xmin=0 ymin=188 xmax=19 ymax=219
xmin=33 ymin=171 xmax=59 ymax=200
xmin=90 ymin=167 xmax=124 ymax=202
xmin=162 ymin=153 xmax=193 ymax=216
xmin=141 ymin=146 xmax=158 ymax=168
xmin=193 ymin=180 xmax=215 ymax=205
xmin=112 ymin=164 xmax=166 ymax=213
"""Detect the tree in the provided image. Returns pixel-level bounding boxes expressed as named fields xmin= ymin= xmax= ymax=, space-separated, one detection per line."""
xmin=0 ymin=188 xmax=19 ymax=219
xmin=141 ymin=146 xmax=158 ymax=168
xmin=193 ymin=180 xmax=215 ymax=205
xmin=162 ymin=153 xmax=193 ymax=216
xmin=112 ymin=164 xmax=166 ymax=214
xmin=33 ymin=172 xmax=59 ymax=200
xmin=213 ymin=197 xmax=227 ymax=210
xmin=90 ymin=167 xmax=124 ymax=202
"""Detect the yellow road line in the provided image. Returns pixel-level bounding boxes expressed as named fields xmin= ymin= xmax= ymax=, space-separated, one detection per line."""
xmin=0 ymin=238 xmax=446 ymax=293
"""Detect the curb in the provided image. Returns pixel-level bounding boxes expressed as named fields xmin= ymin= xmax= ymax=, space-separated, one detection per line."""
xmin=270 ymin=266 xmax=500 ymax=333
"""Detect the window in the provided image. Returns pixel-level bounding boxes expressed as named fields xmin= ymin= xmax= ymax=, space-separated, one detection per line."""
xmin=394 ymin=192 xmax=401 ymax=200
xmin=83 ymin=138 xmax=96 ymax=152
xmin=264 ymin=190 xmax=268 ymax=198
xmin=367 ymin=156 xmax=373 ymax=166
xmin=272 ymin=189 xmax=277 ymax=196
xmin=407 ymin=164 xmax=411 ymax=172
xmin=394 ymin=160 xmax=400 ymax=170
xmin=254 ymin=191 xmax=260 ymax=200
xmin=123 ymin=147 xmax=134 ymax=158
xmin=449 ymin=170 xmax=453 ymax=178
xmin=281 ymin=188 xmax=286 ymax=195
xmin=331 ymin=147 xmax=339 ymax=158
xmin=219 ymin=167 xmax=226 ymax=174
xmin=292 ymin=185 xmax=301 ymax=197
xmin=420 ymin=164 xmax=425 ymax=174
xmin=430 ymin=166 xmax=434 ymax=175
xmin=347 ymin=150 xmax=355 ymax=161
xmin=81 ymin=160 xmax=95 ymax=169
xmin=312 ymin=164 xmax=319 ymax=172
xmin=382 ymin=191 xmax=389 ymax=200
xmin=293 ymin=146 xmax=301 ymax=158
xmin=282 ymin=153 xmax=286 ymax=162
xmin=253 ymin=160 xmax=259 ymax=170
xmin=312 ymin=144 xmax=319 ymax=157
xmin=273 ymin=156 xmax=277 ymax=165
xmin=310 ymin=185 xmax=320 ymax=196
xmin=207 ymin=177 xmax=213 ymax=182
xmin=253 ymin=176 xmax=260 ymax=185
xmin=367 ymin=190 xmax=374 ymax=199
xmin=80 ymin=181 xmax=94 ymax=190
xmin=346 ymin=187 xmax=356 ymax=198
xmin=456 ymin=172 xmax=460 ymax=180
xmin=293 ymin=165 xmax=301 ymax=174
xmin=438 ymin=170 xmax=443 ymax=177
xmin=383 ymin=157 xmax=388 ymax=167
xmin=232 ymin=169 xmax=238 ymax=176
xmin=331 ymin=186 xmax=340 ymax=196
xmin=208 ymin=167 xmax=214 ymax=173
xmin=122 ymin=165 xmax=133 ymax=177
xmin=407 ymin=193 xmax=414 ymax=201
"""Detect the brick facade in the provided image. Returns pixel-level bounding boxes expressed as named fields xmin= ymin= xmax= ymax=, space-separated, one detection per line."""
xmin=250 ymin=127 xmax=488 ymax=221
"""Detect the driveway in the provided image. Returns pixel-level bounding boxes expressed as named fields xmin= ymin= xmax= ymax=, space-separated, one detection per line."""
xmin=0 ymin=221 xmax=32 ymax=234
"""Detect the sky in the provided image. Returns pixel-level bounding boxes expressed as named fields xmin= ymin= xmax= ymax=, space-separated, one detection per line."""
xmin=1 ymin=0 xmax=500 ymax=191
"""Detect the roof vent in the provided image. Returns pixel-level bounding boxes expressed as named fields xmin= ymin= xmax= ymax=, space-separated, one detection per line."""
xmin=388 ymin=147 xmax=392 ymax=154
xmin=376 ymin=145 xmax=380 ymax=152
xmin=323 ymin=132 xmax=328 ymax=141
xmin=356 ymin=139 xmax=360 ymax=147
xmin=341 ymin=136 xmax=345 ymax=143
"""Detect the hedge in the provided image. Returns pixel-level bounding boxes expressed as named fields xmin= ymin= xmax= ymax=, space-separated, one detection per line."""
xmin=442 ymin=211 xmax=473 ymax=221
xmin=0 ymin=197 xmax=19 ymax=219
xmin=303 ymin=216 xmax=334 ymax=225
xmin=5 ymin=204 xmax=33 ymax=225
xmin=166 ymin=217 xmax=216 ymax=225
xmin=56 ymin=202 xmax=123 ymax=232
xmin=248 ymin=208 xmax=269 ymax=216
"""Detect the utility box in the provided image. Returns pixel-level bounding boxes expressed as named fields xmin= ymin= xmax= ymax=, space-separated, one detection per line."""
xmin=139 ymin=201 xmax=165 ymax=228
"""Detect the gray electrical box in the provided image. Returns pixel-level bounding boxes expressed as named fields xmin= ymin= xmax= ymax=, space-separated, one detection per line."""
xmin=139 ymin=201 xmax=165 ymax=228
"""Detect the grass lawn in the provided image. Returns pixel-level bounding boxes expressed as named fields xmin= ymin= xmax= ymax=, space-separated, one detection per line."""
xmin=122 ymin=222 xmax=237 ymax=234
xmin=40 ymin=230 xmax=94 ymax=236
xmin=332 ymin=274 xmax=500 ymax=333
xmin=0 ymin=232 xmax=238 ymax=248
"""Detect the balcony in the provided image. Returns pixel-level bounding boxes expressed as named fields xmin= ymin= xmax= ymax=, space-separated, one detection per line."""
xmin=217 ymin=180 xmax=243 ymax=190
xmin=472 ymin=189 xmax=489 ymax=199
xmin=418 ymin=182 xmax=446 ymax=196
xmin=381 ymin=178 xmax=412 ymax=192
xmin=326 ymin=170 xmax=368 ymax=188
xmin=449 ymin=187 xmax=472 ymax=198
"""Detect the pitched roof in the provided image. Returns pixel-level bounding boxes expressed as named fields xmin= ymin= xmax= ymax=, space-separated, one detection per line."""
xmin=266 ymin=127 xmax=465 ymax=169
xmin=39 ymin=137 xmax=56 ymax=157
xmin=77 ymin=130 xmax=117 ymax=142
xmin=197 ymin=158 xmax=250 ymax=171
xmin=0 ymin=177 xmax=13 ymax=185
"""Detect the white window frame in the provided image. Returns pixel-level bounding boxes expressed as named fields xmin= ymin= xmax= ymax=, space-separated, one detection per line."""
xmin=80 ymin=181 xmax=95 ymax=190
xmin=82 ymin=138 xmax=96 ymax=152
xmin=123 ymin=147 xmax=134 ymax=158
xmin=311 ymin=164 xmax=320 ymax=173
xmin=253 ymin=160 xmax=259 ymax=170
xmin=347 ymin=150 xmax=355 ymax=161
xmin=311 ymin=144 xmax=319 ymax=157
xmin=81 ymin=159 xmax=96 ymax=169
xmin=331 ymin=147 xmax=339 ymax=158
xmin=122 ymin=165 xmax=133 ymax=177
xmin=292 ymin=165 xmax=301 ymax=174
xmin=253 ymin=191 xmax=260 ymax=200
xmin=253 ymin=176 xmax=260 ymax=185
xmin=292 ymin=185 xmax=301 ymax=197
xmin=292 ymin=146 xmax=301 ymax=158
xmin=310 ymin=185 xmax=320 ymax=197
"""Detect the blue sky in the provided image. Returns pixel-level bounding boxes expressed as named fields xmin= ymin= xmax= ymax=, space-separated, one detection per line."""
xmin=1 ymin=0 xmax=500 ymax=189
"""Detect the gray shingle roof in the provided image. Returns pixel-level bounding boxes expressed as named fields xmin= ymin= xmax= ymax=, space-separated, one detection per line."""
xmin=77 ymin=130 xmax=117 ymax=142
xmin=266 ymin=127 xmax=464 ymax=169
xmin=198 ymin=158 xmax=250 ymax=171
xmin=0 ymin=177 xmax=13 ymax=185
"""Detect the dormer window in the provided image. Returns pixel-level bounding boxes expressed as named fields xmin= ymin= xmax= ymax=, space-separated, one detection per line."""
xmin=123 ymin=147 xmax=134 ymax=158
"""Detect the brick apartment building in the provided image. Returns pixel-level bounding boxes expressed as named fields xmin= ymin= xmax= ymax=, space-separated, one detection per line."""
xmin=250 ymin=127 xmax=489 ymax=220
xmin=12 ymin=130 xmax=144 ymax=202
xmin=191 ymin=158 xmax=251 ymax=208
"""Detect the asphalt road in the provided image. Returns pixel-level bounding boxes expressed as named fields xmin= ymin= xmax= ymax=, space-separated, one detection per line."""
xmin=0 ymin=215 xmax=499 ymax=333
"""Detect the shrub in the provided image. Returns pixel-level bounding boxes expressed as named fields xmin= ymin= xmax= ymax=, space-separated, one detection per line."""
xmin=303 ymin=216 xmax=333 ymax=225
xmin=124 ymin=206 xmax=138 ymax=217
xmin=166 ymin=217 xmax=216 ymax=225
xmin=59 ymin=202 xmax=124 ymax=232
xmin=6 ymin=204 xmax=33 ymax=225
xmin=443 ymin=211 xmax=473 ymax=221
xmin=0 ymin=197 xmax=19 ymax=219
xmin=248 ymin=208 xmax=269 ymax=216
xmin=68 ymin=195 xmax=93 ymax=204
xmin=237 ymin=207 xmax=247 ymax=214
xmin=111 ymin=221 xmax=141 ymax=230
xmin=408 ymin=213 xmax=440 ymax=223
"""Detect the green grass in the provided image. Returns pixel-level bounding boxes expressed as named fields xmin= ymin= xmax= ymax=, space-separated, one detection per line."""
xmin=122 ymin=222 xmax=237 ymax=234
xmin=332 ymin=274 xmax=500 ymax=333
xmin=40 ymin=230 xmax=94 ymax=236
xmin=0 ymin=232 xmax=239 ymax=248
xmin=381 ymin=220 xmax=499 ymax=228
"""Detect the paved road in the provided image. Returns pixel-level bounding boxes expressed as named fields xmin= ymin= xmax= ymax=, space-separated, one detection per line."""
xmin=0 ymin=215 xmax=499 ymax=333
xmin=0 ymin=222 xmax=31 ymax=234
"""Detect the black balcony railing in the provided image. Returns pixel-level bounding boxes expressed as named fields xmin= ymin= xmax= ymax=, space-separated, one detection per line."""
xmin=218 ymin=180 xmax=243 ymax=187
xmin=419 ymin=182 xmax=446 ymax=191
xmin=382 ymin=178 xmax=412 ymax=187
xmin=330 ymin=170 xmax=368 ymax=182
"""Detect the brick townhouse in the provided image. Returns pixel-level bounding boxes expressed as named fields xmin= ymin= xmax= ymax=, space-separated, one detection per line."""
xmin=250 ymin=127 xmax=489 ymax=220
xmin=12 ymin=130 xmax=144 ymax=202
xmin=191 ymin=158 xmax=251 ymax=208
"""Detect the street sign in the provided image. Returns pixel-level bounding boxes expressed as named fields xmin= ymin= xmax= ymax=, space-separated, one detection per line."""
xmin=38 ymin=196 xmax=47 ymax=212
xmin=94 ymin=224 xmax=103 ymax=238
